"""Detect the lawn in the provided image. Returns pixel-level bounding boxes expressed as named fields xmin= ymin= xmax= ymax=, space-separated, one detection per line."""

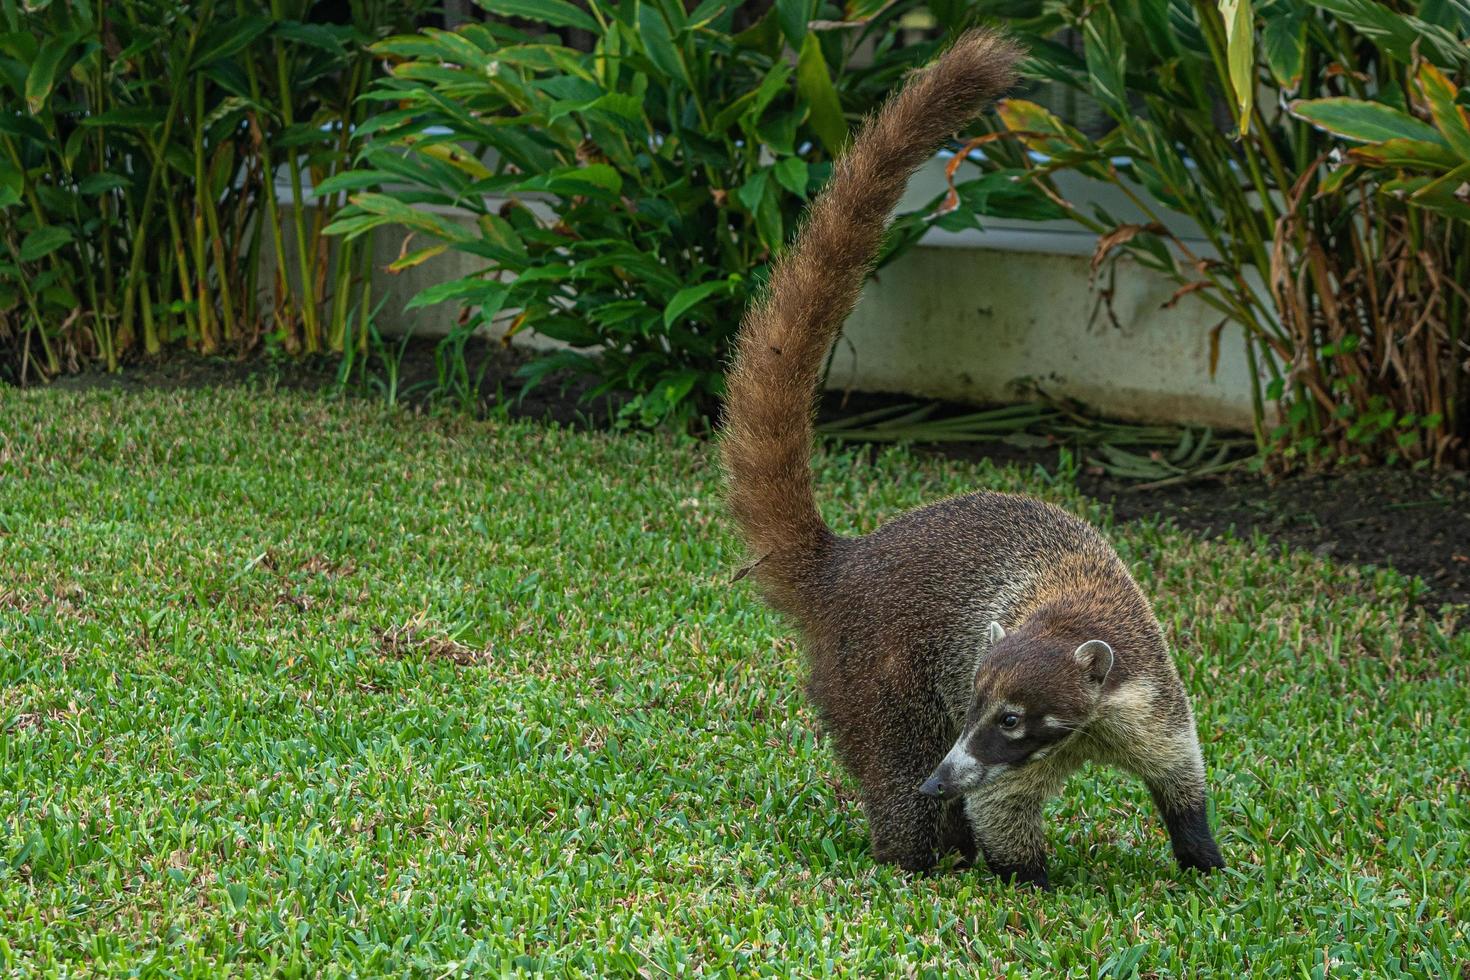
xmin=1 ymin=384 xmax=1466 ymax=977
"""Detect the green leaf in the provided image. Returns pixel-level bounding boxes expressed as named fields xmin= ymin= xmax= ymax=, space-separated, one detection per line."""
xmin=733 ymin=5 xmax=782 ymax=54
xmin=312 ymin=171 xmax=395 ymax=197
xmin=478 ymin=0 xmax=601 ymax=32
xmin=1289 ymin=98 xmax=1445 ymax=145
xmin=1416 ymin=62 xmax=1470 ymax=161
xmin=663 ymin=278 xmax=735 ymax=328
xmin=653 ymin=368 xmax=700 ymax=409
xmin=19 ymin=226 xmax=73 ymax=263
xmin=737 ymin=169 xmax=770 ymax=211
xmin=78 ymin=173 xmax=130 ymax=195
xmin=1346 ymin=137 xmax=1462 ymax=170
xmin=510 ymin=163 xmax=623 ymax=196
xmin=81 ymin=106 xmax=170 ymax=129
xmin=796 ymin=34 xmax=846 ymax=155
xmin=270 ymin=21 xmax=348 ymax=57
xmin=547 ymin=92 xmax=644 ymax=126
xmin=1082 ymin=7 xmax=1128 ymax=119
xmin=1415 ymin=0 xmax=1470 ymax=30
xmin=776 ymin=0 xmax=815 ymax=45
xmin=405 ymin=277 xmax=508 ymax=311
xmin=1218 ymin=0 xmax=1254 ymax=135
xmin=1260 ymin=7 xmax=1305 ymax=91
xmin=192 ymin=16 xmax=271 ymax=68
xmin=1312 ymin=0 xmax=1468 ymax=68
xmin=637 ymin=4 xmax=688 ymax=86
xmin=25 ymin=34 xmax=77 ymax=115
xmin=773 ymin=156 xmax=810 ymax=197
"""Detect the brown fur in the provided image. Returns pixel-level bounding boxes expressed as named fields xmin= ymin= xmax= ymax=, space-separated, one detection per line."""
xmin=718 ymin=31 xmax=1223 ymax=884
xmin=721 ymin=29 xmax=1020 ymax=612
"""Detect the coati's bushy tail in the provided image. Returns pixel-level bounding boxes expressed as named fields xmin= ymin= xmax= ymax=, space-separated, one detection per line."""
xmin=720 ymin=29 xmax=1021 ymax=599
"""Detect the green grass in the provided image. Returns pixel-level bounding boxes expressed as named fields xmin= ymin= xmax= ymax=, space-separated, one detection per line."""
xmin=1 ymin=385 xmax=1466 ymax=978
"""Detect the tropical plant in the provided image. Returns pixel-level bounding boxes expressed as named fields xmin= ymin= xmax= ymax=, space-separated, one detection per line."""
xmin=0 ymin=0 xmax=432 ymax=385
xmin=953 ymin=0 xmax=1469 ymax=468
xmin=324 ymin=0 xmax=1048 ymax=427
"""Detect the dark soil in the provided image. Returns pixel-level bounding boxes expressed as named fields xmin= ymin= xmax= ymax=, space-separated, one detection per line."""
xmin=32 ymin=339 xmax=1470 ymax=610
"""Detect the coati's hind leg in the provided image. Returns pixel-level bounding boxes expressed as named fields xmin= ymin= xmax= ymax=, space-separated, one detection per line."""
xmin=1132 ymin=733 xmax=1226 ymax=874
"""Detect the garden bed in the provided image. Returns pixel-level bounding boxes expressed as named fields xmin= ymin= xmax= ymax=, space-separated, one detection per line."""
xmin=49 ymin=343 xmax=1470 ymax=610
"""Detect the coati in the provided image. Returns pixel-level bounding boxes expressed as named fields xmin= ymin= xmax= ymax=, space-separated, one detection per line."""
xmin=719 ymin=29 xmax=1226 ymax=888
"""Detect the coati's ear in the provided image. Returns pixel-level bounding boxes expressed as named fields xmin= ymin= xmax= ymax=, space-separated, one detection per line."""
xmin=988 ymin=621 xmax=1006 ymax=645
xmin=1073 ymin=639 xmax=1113 ymax=686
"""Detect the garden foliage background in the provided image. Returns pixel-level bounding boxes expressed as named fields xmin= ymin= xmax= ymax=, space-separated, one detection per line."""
xmin=2 ymin=0 xmax=1469 ymax=467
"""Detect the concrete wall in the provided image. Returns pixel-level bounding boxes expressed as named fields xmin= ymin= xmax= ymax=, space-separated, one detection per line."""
xmin=278 ymin=157 xmax=1261 ymax=430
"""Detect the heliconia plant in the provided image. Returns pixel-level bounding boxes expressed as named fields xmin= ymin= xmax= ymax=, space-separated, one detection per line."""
xmin=958 ymin=0 xmax=1469 ymax=468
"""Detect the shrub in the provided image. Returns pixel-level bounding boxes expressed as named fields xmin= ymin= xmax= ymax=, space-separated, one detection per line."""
xmin=0 ymin=0 xmax=431 ymax=385
xmin=959 ymin=0 xmax=1469 ymax=468
xmin=325 ymin=1 xmax=1023 ymax=427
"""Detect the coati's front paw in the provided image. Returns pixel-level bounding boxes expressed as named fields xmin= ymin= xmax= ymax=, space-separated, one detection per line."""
xmin=1175 ymin=841 xmax=1226 ymax=874
xmin=986 ymin=860 xmax=1050 ymax=890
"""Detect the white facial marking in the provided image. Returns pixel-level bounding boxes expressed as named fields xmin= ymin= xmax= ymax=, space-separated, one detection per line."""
xmin=937 ymin=733 xmax=985 ymax=793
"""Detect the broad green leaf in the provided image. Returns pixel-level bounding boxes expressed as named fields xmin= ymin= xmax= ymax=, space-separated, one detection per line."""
xmin=952 ymin=171 xmax=1068 ymax=222
xmin=737 ymin=169 xmax=770 ymax=211
xmin=509 ymin=163 xmax=623 ymax=196
xmin=776 ymin=0 xmax=815 ymax=45
xmin=663 ymin=278 xmax=735 ymax=328
xmin=387 ymin=244 xmax=449 ymax=273
xmin=796 ymin=34 xmax=846 ymax=155
xmin=1312 ymin=0 xmax=1467 ymax=68
xmin=1289 ymin=98 xmax=1445 ymax=145
xmin=78 ymin=173 xmax=130 ymax=195
xmin=996 ymin=99 xmax=1110 ymax=179
xmin=1410 ymin=161 xmax=1470 ymax=200
xmin=19 ymin=225 xmax=73 ymax=263
xmin=418 ymin=142 xmax=495 ymax=180
xmin=81 ymin=106 xmax=169 ymax=129
xmin=478 ymin=214 xmax=527 ymax=260
xmin=321 ymin=212 xmax=392 ymax=238
xmin=25 ymin=34 xmax=77 ymax=115
xmin=733 ymin=5 xmax=782 ymax=54
xmin=192 ymin=16 xmax=270 ymax=68
xmin=312 ymin=171 xmax=395 ymax=197
xmin=1416 ymin=63 xmax=1470 ymax=161
xmin=1415 ymin=0 xmax=1470 ymax=31
xmin=773 ymin=156 xmax=810 ymax=197
xmin=651 ymin=368 xmax=700 ymax=409
xmin=637 ymin=4 xmax=688 ymax=86
xmin=0 ymin=160 xmax=19 ymax=209
xmin=547 ymin=92 xmax=644 ymax=126
xmin=1345 ymin=137 xmax=1461 ymax=170
xmin=346 ymin=192 xmax=478 ymax=243
xmin=1218 ymin=0 xmax=1254 ymax=135
xmin=478 ymin=0 xmax=601 ymax=32
xmin=686 ymin=0 xmax=731 ymax=29
xmin=405 ymin=276 xmax=508 ymax=311
xmin=1082 ymin=7 xmax=1128 ymax=119
xmin=1260 ymin=7 xmax=1305 ymax=91
xmin=270 ymin=21 xmax=348 ymax=57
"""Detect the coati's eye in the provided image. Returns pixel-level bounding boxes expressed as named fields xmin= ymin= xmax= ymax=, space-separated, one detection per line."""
xmin=999 ymin=713 xmax=1020 ymax=729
